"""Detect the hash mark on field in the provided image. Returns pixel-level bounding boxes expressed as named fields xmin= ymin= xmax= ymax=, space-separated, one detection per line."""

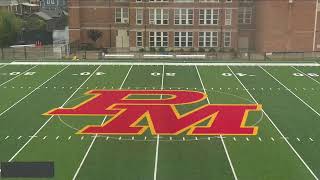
xmin=271 ymin=137 xmax=275 ymax=141
xmin=5 ymin=136 xmax=10 ymax=140
xmin=297 ymin=138 xmax=301 ymax=142
xmin=42 ymin=136 xmax=47 ymax=140
xmin=258 ymin=137 xmax=262 ymax=141
xmin=233 ymin=137 xmax=237 ymax=141
xmin=246 ymin=137 xmax=250 ymax=141
xmin=56 ymin=136 xmax=59 ymax=140
xmin=309 ymin=138 xmax=314 ymax=142
xmin=17 ymin=136 xmax=22 ymax=140
xmin=68 ymin=136 xmax=72 ymax=140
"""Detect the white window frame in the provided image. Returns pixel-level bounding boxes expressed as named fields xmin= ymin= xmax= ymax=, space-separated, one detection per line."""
xmin=199 ymin=9 xmax=219 ymax=25
xmin=175 ymin=0 xmax=194 ymax=2
xmin=174 ymin=9 xmax=193 ymax=25
xmin=199 ymin=0 xmax=219 ymax=2
xmin=149 ymin=9 xmax=169 ymax=25
xmin=149 ymin=0 xmax=169 ymax=2
xmin=136 ymin=32 xmax=143 ymax=47
xmin=115 ymin=8 xmax=129 ymax=23
xmin=174 ymin=32 xmax=193 ymax=47
xmin=136 ymin=8 xmax=143 ymax=25
xmin=224 ymin=31 xmax=231 ymax=47
xmin=199 ymin=31 xmax=218 ymax=47
xmin=238 ymin=7 xmax=252 ymax=24
xmin=149 ymin=32 xmax=168 ymax=47
xmin=225 ymin=9 xmax=232 ymax=25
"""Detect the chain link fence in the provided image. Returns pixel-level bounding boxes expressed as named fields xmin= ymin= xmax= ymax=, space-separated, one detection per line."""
xmin=1 ymin=45 xmax=320 ymax=63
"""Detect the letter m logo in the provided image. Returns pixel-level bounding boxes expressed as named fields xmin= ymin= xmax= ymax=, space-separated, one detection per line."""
xmin=45 ymin=90 xmax=261 ymax=136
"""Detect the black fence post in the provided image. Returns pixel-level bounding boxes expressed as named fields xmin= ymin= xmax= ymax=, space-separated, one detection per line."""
xmin=13 ymin=48 xmax=15 ymax=60
xmin=1 ymin=48 xmax=3 ymax=60
xmin=43 ymin=46 xmax=46 ymax=60
xmin=24 ymin=46 xmax=27 ymax=60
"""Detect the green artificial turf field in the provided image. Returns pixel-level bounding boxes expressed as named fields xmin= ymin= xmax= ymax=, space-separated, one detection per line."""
xmin=0 ymin=61 xmax=320 ymax=180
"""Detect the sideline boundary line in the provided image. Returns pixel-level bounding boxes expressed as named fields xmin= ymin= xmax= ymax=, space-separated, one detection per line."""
xmin=72 ymin=65 xmax=133 ymax=180
xmin=8 ymin=65 xmax=102 ymax=162
xmin=228 ymin=66 xmax=319 ymax=180
xmin=10 ymin=61 xmax=320 ymax=67
xmin=0 ymin=65 xmax=69 ymax=118
xmin=195 ymin=65 xmax=238 ymax=180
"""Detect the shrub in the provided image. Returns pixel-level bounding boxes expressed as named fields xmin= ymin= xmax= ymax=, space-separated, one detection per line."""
xmin=209 ymin=48 xmax=216 ymax=53
xmin=189 ymin=47 xmax=195 ymax=52
xmin=198 ymin=47 xmax=205 ymax=52
xmin=149 ymin=47 xmax=156 ymax=52
xmin=158 ymin=47 xmax=166 ymax=52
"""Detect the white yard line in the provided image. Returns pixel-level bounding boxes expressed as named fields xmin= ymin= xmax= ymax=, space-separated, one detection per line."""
xmin=10 ymin=61 xmax=320 ymax=67
xmin=260 ymin=66 xmax=320 ymax=117
xmin=291 ymin=66 xmax=320 ymax=85
xmin=0 ymin=64 xmax=9 ymax=69
xmin=0 ymin=65 xmax=69 ymax=118
xmin=228 ymin=66 xmax=319 ymax=180
xmin=0 ymin=65 xmax=38 ymax=87
xmin=72 ymin=65 xmax=133 ymax=180
xmin=195 ymin=65 xmax=238 ymax=180
xmin=8 ymin=65 xmax=101 ymax=162
xmin=153 ymin=65 xmax=165 ymax=180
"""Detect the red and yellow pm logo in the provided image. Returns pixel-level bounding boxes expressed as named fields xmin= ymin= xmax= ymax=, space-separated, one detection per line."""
xmin=44 ymin=90 xmax=262 ymax=136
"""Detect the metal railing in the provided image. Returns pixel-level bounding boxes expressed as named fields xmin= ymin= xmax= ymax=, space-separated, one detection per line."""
xmin=1 ymin=46 xmax=320 ymax=63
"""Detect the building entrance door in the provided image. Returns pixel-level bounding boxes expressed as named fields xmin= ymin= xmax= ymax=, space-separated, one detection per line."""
xmin=116 ymin=29 xmax=129 ymax=48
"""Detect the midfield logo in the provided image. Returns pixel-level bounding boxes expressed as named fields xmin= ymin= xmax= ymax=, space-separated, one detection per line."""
xmin=45 ymin=90 xmax=261 ymax=135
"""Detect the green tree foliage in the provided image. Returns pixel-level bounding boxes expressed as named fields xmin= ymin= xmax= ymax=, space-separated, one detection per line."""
xmin=0 ymin=11 xmax=22 ymax=48
xmin=23 ymin=17 xmax=46 ymax=31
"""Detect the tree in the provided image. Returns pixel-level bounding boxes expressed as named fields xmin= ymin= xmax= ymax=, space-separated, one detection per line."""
xmin=87 ymin=29 xmax=102 ymax=44
xmin=0 ymin=11 xmax=22 ymax=48
xmin=0 ymin=11 xmax=22 ymax=59
xmin=23 ymin=17 xmax=46 ymax=31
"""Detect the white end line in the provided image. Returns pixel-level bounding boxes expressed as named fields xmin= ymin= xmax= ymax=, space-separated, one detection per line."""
xmin=8 ymin=65 xmax=101 ymax=162
xmin=72 ymin=65 xmax=133 ymax=180
xmin=228 ymin=66 xmax=318 ymax=180
xmin=195 ymin=65 xmax=238 ymax=180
